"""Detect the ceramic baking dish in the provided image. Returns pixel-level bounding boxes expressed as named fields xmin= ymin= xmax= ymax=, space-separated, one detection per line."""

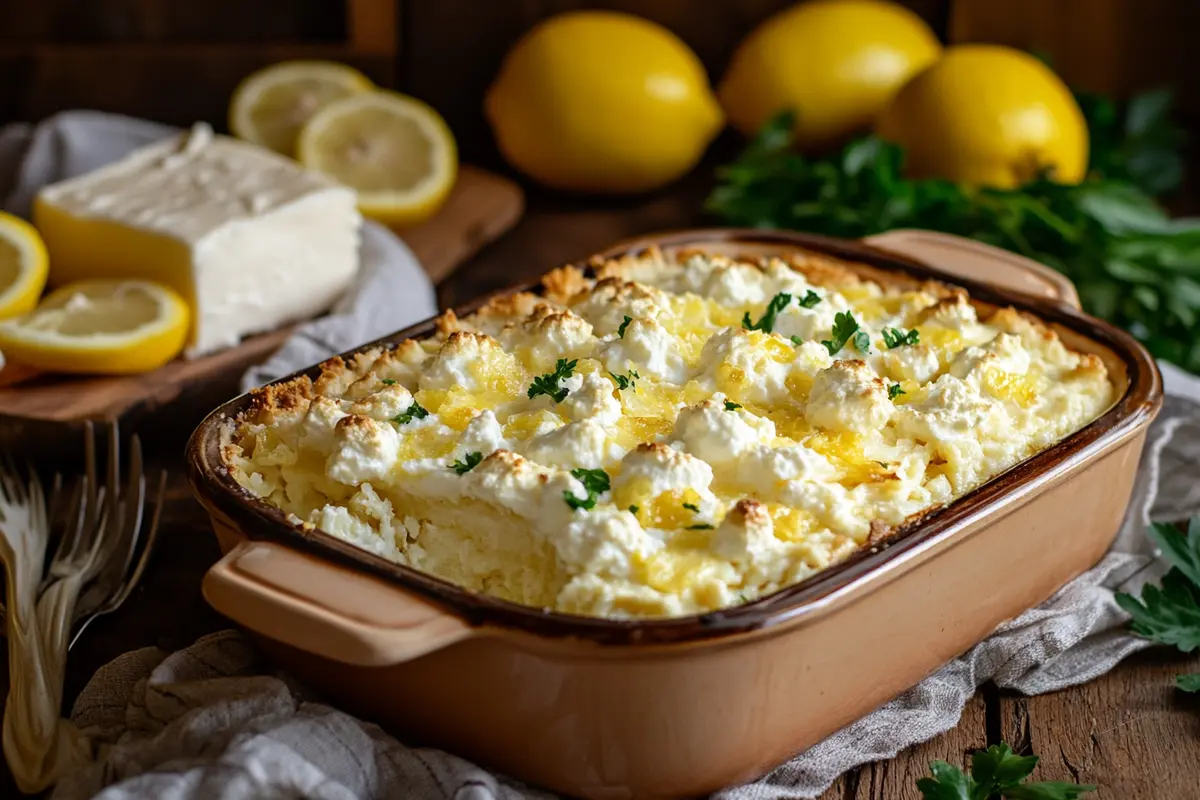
xmin=186 ymin=229 xmax=1162 ymax=799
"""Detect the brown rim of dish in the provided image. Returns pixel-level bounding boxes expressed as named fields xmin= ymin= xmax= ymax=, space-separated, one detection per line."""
xmin=186 ymin=228 xmax=1163 ymax=647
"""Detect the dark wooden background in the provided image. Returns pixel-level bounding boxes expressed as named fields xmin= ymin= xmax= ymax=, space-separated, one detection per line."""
xmin=2 ymin=0 xmax=1197 ymax=169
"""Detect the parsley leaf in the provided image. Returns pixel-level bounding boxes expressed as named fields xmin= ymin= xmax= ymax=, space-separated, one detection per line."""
xmin=682 ymin=502 xmax=700 ymax=513
xmin=610 ymin=368 xmax=640 ymax=390
xmin=882 ymin=327 xmax=921 ymax=348
xmin=628 ymin=505 xmax=640 ymax=515
xmin=821 ymin=311 xmax=860 ymax=356
xmin=724 ymin=400 xmax=742 ymax=411
xmin=916 ymin=743 xmax=1095 ymax=800
xmin=449 ymin=452 xmax=482 ymax=475
xmin=1117 ymin=518 xmax=1200 ymax=677
xmin=393 ymin=401 xmax=429 ymax=425
xmin=742 ymin=292 xmax=792 ymax=333
xmin=888 ymin=383 xmax=905 ymax=401
xmin=617 ymin=315 xmax=632 ymax=338
xmin=687 ymin=524 xmax=715 ymax=530
xmin=798 ymin=289 xmax=821 ymax=308
xmin=380 ymin=378 xmax=397 ymax=385
xmin=564 ymin=467 xmax=610 ymax=511
xmin=790 ymin=335 xmax=804 ymax=345
xmin=853 ymin=330 xmax=871 ymax=353
xmin=527 ymin=358 xmax=578 ymax=403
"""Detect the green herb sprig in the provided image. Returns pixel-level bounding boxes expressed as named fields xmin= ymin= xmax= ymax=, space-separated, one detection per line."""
xmin=393 ymin=401 xmax=429 ymax=425
xmin=724 ymin=400 xmax=742 ymax=411
xmin=1116 ymin=518 xmax=1200 ymax=691
xmin=564 ymin=467 xmax=610 ymax=511
xmin=883 ymin=327 xmax=920 ymax=348
xmin=617 ymin=315 xmax=633 ymax=338
xmin=742 ymin=291 xmax=792 ymax=333
xmin=888 ymin=383 xmax=905 ymax=401
xmin=449 ymin=452 xmax=482 ymax=475
xmin=611 ymin=369 xmax=640 ymax=390
xmin=917 ymin=742 xmax=1095 ymax=799
xmin=527 ymin=358 xmax=578 ymax=403
xmin=708 ymin=93 xmax=1200 ymax=375
xmin=821 ymin=311 xmax=861 ymax=356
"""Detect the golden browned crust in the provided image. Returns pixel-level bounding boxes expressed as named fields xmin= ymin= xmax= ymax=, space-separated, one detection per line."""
xmin=245 ymin=376 xmax=312 ymax=424
xmin=474 ymin=291 xmax=547 ymax=321
xmin=541 ymin=265 xmax=589 ymax=304
xmin=435 ymin=309 xmax=462 ymax=336
xmin=785 ymin=252 xmax=863 ymax=286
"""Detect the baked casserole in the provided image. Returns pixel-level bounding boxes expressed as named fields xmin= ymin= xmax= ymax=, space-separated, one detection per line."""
xmin=223 ymin=247 xmax=1115 ymax=619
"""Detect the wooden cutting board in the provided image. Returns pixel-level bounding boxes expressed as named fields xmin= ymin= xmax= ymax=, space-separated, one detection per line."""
xmin=0 ymin=165 xmax=522 ymax=427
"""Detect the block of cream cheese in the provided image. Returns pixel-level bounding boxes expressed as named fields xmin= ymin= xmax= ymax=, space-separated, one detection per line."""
xmin=35 ymin=123 xmax=361 ymax=357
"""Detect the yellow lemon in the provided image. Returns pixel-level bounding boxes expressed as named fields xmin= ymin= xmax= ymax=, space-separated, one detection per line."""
xmin=230 ymin=60 xmax=374 ymax=157
xmin=0 ymin=211 xmax=49 ymax=320
xmin=877 ymin=45 xmax=1089 ymax=188
xmin=485 ymin=11 xmax=723 ymax=194
xmin=0 ymin=280 xmax=190 ymax=374
xmin=719 ymin=0 xmax=941 ymax=150
xmin=298 ymin=90 xmax=458 ymax=227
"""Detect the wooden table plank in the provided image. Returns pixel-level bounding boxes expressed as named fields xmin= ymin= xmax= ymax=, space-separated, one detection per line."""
xmin=1000 ymin=650 xmax=1200 ymax=799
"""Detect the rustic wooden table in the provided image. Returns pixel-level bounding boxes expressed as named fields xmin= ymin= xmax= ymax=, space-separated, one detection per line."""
xmin=3 ymin=169 xmax=1199 ymax=799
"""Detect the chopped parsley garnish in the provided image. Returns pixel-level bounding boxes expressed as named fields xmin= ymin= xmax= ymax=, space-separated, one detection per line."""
xmin=875 ymin=461 xmax=891 ymax=469
xmin=449 ymin=452 xmax=482 ymax=475
xmin=882 ymin=327 xmax=921 ymax=349
xmin=723 ymin=400 xmax=742 ymax=411
xmin=682 ymin=502 xmax=701 ymax=513
xmin=888 ymin=383 xmax=905 ymax=401
xmin=393 ymin=401 xmax=429 ymax=425
xmin=380 ymin=378 xmax=397 ymax=385
xmin=564 ymin=467 xmax=610 ymax=511
xmin=527 ymin=358 xmax=578 ymax=403
xmin=628 ymin=505 xmax=640 ymax=515
xmin=790 ymin=335 xmax=804 ymax=345
xmin=617 ymin=315 xmax=632 ymax=338
xmin=742 ymin=292 xmax=792 ymax=333
xmin=853 ymin=330 xmax=872 ymax=353
xmin=821 ymin=311 xmax=861 ymax=356
xmin=610 ymin=369 xmax=640 ymax=390
xmin=687 ymin=524 xmax=715 ymax=530
xmin=798 ymin=289 xmax=822 ymax=308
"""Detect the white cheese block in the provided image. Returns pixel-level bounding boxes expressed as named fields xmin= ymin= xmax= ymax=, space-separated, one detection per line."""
xmin=35 ymin=123 xmax=361 ymax=357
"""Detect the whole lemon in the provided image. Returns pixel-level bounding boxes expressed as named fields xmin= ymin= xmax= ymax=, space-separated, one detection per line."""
xmin=718 ymin=0 xmax=941 ymax=150
xmin=877 ymin=45 xmax=1088 ymax=187
xmin=485 ymin=11 xmax=723 ymax=194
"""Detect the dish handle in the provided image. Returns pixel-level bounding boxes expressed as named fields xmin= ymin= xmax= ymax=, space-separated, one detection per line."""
xmin=862 ymin=229 xmax=1081 ymax=310
xmin=203 ymin=534 xmax=473 ymax=667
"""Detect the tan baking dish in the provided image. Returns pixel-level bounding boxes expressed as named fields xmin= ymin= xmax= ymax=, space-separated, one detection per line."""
xmin=186 ymin=229 xmax=1161 ymax=799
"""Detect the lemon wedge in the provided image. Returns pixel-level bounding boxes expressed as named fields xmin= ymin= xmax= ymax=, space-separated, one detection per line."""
xmin=0 ymin=280 xmax=190 ymax=374
xmin=0 ymin=211 xmax=49 ymax=320
xmin=297 ymin=90 xmax=457 ymax=227
xmin=230 ymin=60 xmax=374 ymax=157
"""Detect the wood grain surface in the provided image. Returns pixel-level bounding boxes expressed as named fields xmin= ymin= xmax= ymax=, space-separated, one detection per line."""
xmin=0 ymin=164 xmax=522 ymax=426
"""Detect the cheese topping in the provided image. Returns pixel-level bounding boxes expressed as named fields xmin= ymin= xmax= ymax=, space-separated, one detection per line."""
xmin=224 ymin=247 xmax=1116 ymax=619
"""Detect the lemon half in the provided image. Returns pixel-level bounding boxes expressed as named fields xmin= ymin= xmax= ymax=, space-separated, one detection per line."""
xmin=0 ymin=280 xmax=190 ymax=374
xmin=297 ymin=90 xmax=457 ymax=227
xmin=0 ymin=211 xmax=49 ymax=320
xmin=230 ymin=60 xmax=374 ymax=157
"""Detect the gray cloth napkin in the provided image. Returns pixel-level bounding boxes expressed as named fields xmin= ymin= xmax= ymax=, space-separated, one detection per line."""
xmin=16 ymin=113 xmax=1200 ymax=800
xmin=0 ymin=111 xmax=438 ymax=371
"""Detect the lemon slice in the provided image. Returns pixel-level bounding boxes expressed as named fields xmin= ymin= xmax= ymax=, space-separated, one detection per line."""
xmin=230 ymin=60 xmax=374 ymax=157
xmin=0 ymin=280 xmax=190 ymax=374
xmin=0 ymin=211 xmax=49 ymax=320
xmin=297 ymin=90 xmax=457 ymax=227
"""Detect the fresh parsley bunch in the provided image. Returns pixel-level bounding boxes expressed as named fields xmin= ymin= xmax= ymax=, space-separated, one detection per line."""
xmin=1116 ymin=518 xmax=1200 ymax=691
xmin=917 ymin=743 xmax=1095 ymax=799
xmin=707 ymin=90 xmax=1200 ymax=374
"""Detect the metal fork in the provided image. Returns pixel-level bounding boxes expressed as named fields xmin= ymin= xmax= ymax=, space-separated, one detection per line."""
xmin=0 ymin=420 xmax=166 ymax=648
